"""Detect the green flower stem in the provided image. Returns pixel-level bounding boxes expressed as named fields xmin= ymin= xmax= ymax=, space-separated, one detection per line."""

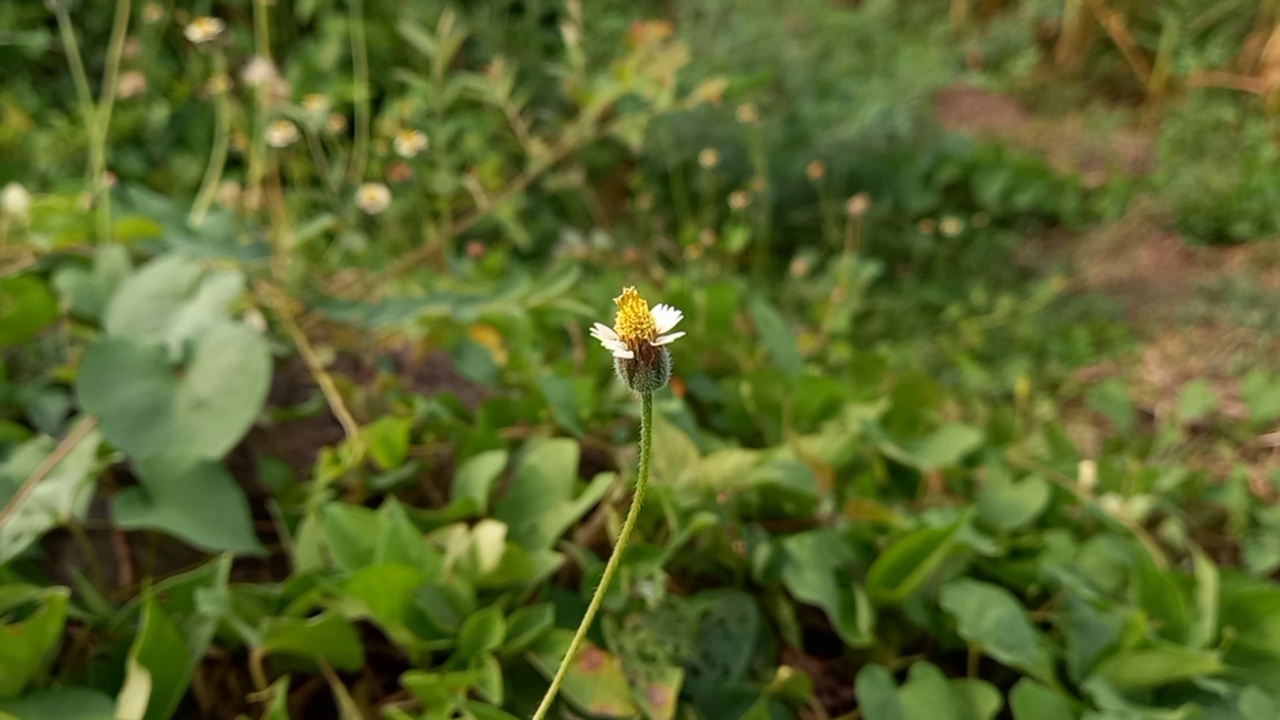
xmin=188 ymin=52 xmax=232 ymax=228
xmin=532 ymin=391 xmax=653 ymax=720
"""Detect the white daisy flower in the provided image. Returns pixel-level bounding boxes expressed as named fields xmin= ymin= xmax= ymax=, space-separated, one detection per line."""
xmin=355 ymin=183 xmax=391 ymax=215
xmin=590 ymin=287 xmax=685 ymax=360
xmin=265 ymin=119 xmax=300 ymax=148
xmin=184 ymin=16 xmax=225 ymax=45
xmin=392 ymin=129 xmax=429 ymax=158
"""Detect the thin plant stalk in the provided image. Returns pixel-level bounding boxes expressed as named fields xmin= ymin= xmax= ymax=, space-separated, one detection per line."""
xmin=347 ymin=0 xmax=371 ymax=185
xmin=51 ymin=2 xmax=107 ymax=241
xmin=532 ymin=391 xmax=654 ymax=720
xmin=188 ymin=52 xmax=232 ymax=227
xmin=247 ymin=0 xmax=273 ymax=208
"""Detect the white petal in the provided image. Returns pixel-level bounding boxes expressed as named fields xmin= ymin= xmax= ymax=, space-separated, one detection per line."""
xmin=612 ymin=349 xmax=635 ymax=359
xmin=601 ymin=339 xmax=630 ymax=353
xmin=653 ymin=331 xmax=686 ymax=346
xmin=651 ymin=304 xmax=684 ymax=334
xmin=589 ymin=322 xmax=619 ymax=342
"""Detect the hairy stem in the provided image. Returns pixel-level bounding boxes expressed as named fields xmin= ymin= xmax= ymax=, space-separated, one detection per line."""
xmin=532 ymin=391 xmax=653 ymax=720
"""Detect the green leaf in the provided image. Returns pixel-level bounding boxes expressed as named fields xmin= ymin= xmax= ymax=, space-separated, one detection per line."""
xmin=884 ymin=423 xmax=984 ymax=471
xmin=453 ymin=449 xmax=507 ymax=513
xmin=950 ymin=678 xmax=1002 ymax=720
xmin=779 ymin=528 xmax=873 ymax=647
xmin=458 ymin=607 xmax=506 ymax=659
xmin=1009 ymin=679 xmax=1074 ymax=720
xmin=0 ymin=687 xmax=115 ymax=720
xmin=493 ymin=439 xmax=612 ymax=550
xmin=116 ymin=597 xmax=191 ymax=720
xmin=1242 ymin=372 xmax=1280 ymax=425
xmin=343 ymin=563 xmax=433 ymax=652
xmin=1187 ymin=545 xmax=1219 ymax=649
xmin=749 ymin=297 xmax=802 ymax=379
xmin=537 ymin=375 xmax=584 ymax=437
xmin=113 ymin=456 xmax=264 ymax=554
xmin=939 ymin=579 xmax=1050 ymax=681
xmin=0 ymin=586 xmax=68 ymax=699
xmin=0 ymin=422 xmax=101 ymax=564
xmin=51 ymin=243 xmax=132 ymax=321
xmin=103 ymin=254 xmax=245 ymax=358
xmin=499 ymin=603 xmax=553 ymax=657
xmin=365 ymin=416 xmax=410 ymax=471
xmin=976 ymin=467 xmax=1050 ymax=532
xmin=0 ymin=275 xmax=58 ymax=348
xmin=855 ymin=664 xmax=905 ymax=720
xmin=684 ymin=590 xmax=761 ymax=702
xmin=1132 ymin=553 xmax=1190 ymax=643
xmin=1176 ymin=379 xmax=1217 ymax=424
xmin=322 ymin=503 xmax=379 ymax=572
xmin=1089 ymin=646 xmax=1225 ymax=690
xmin=866 ymin=512 xmax=970 ymax=604
xmin=76 ymin=323 xmax=270 ymax=460
xmin=261 ymin=612 xmax=366 ymax=671
xmin=1085 ymin=379 xmax=1134 ymax=434
xmin=1240 ymin=686 xmax=1278 ymax=720
xmin=527 ymin=631 xmax=639 ymax=717
xmin=898 ymin=663 xmax=957 ymax=720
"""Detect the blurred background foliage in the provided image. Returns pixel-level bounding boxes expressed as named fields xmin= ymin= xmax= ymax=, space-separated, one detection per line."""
xmin=4 ymin=0 xmax=1280 ymax=719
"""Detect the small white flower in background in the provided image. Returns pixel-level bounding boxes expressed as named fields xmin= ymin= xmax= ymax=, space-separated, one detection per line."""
xmin=117 ymin=70 xmax=148 ymax=99
xmin=355 ymin=183 xmax=391 ymax=215
xmin=697 ymin=148 xmax=719 ymax=169
xmin=392 ymin=129 xmax=429 ymax=158
xmin=1 ymin=182 xmax=32 ymax=222
xmin=846 ymin=192 xmax=871 ymax=218
xmin=940 ymin=216 xmax=964 ymax=237
xmin=184 ymin=16 xmax=225 ymax=44
xmin=302 ymin=93 xmax=330 ymax=116
xmin=591 ymin=287 xmax=685 ymax=393
xmin=728 ymin=190 xmax=751 ymax=210
xmin=265 ymin=119 xmax=300 ymax=148
xmin=735 ymin=102 xmax=759 ymax=125
xmin=241 ymin=55 xmax=277 ymax=87
xmin=142 ymin=2 xmax=165 ymax=24
xmin=216 ymin=181 xmax=243 ymax=210
xmin=205 ymin=73 xmax=232 ymax=95
xmin=326 ymin=113 xmax=348 ymax=135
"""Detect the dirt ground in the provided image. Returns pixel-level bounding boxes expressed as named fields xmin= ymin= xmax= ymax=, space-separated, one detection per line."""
xmin=935 ymin=85 xmax=1280 ymax=483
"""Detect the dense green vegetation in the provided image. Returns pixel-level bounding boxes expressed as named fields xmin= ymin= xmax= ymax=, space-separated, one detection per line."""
xmin=3 ymin=1 xmax=1280 ymax=719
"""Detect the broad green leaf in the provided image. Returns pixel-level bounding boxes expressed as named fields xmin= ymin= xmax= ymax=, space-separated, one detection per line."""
xmin=117 ymin=597 xmax=191 ymax=720
xmin=1132 ymin=553 xmax=1190 ymax=643
xmin=453 ymin=449 xmax=507 ymax=513
xmin=343 ymin=563 xmax=433 ymax=652
xmin=457 ymin=607 xmax=506 ymax=659
xmin=684 ymin=590 xmax=761 ymax=703
xmin=855 ymin=664 xmax=905 ymax=720
xmin=493 ymin=438 xmax=613 ymax=550
xmin=76 ymin=323 xmax=270 ymax=460
xmin=749 ymin=297 xmax=802 ymax=379
xmin=1240 ymin=686 xmax=1277 ymax=720
xmin=51 ymin=243 xmax=132 ymax=321
xmin=365 ymin=416 xmax=410 ymax=471
xmin=950 ymin=678 xmax=1002 ymax=720
xmin=0 ymin=422 xmax=101 ymax=564
xmin=1009 ymin=679 xmax=1074 ymax=720
xmin=1090 ymin=646 xmax=1225 ymax=690
xmin=883 ymin=423 xmax=984 ymax=471
xmin=0 ymin=687 xmax=115 ymax=720
xmin=939 ymin=579 xmax=1050 ymax=680
xmin=113 ymin=456 xmax=264 ymax=554
xmin=779 ymin=527 xmax=873 ymax=647
xmin=499 ymin=603 xmax=553 ymax=657
xmin=1242 ymin=372 xmax=1280 ymax=425
xmin=528 ymin=631 xmax=639 ymax=717
xmin=0 ymin=586 xmax=68 ymax=699
xmin=322 ymin=503 xmax=379 ymax=572
xmin=0 ymin=275 xmax=58 ymax=348
xmin=898 ymin=663 xmax=958 ymax=720
xmin=1220 ymin=585 xmax=1280 ymax=653
xmin=976 ymin=468 xmax=1050 ymax=532
xmin=537 ymin=375 xmax=584 ymax=437
xmin=1085 ymin=379 xmax=1134 ymax=434
xmin=261 ymin=611 xmax=365 ymax=671
xmin=866 ymin=511 xmax=970 ymax=603
xmin=103 ymin=254 xmax=245 ymax=358
xmin=1176 ymin=379 xmax=1217 ymax=424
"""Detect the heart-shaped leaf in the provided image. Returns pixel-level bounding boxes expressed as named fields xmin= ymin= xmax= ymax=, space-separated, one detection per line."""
xmin=77 ymin=322 xmax=270 ymax=460
xmin=113 ymin=456 xmax=264 ymax=554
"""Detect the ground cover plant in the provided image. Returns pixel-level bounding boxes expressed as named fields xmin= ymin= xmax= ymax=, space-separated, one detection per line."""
xmin=4 ymin=1 xmax=1280 ymax=719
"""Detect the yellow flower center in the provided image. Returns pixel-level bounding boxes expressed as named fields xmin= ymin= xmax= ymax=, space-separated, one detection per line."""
xmin=613 ymin=287 xmax=656 ymax=345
